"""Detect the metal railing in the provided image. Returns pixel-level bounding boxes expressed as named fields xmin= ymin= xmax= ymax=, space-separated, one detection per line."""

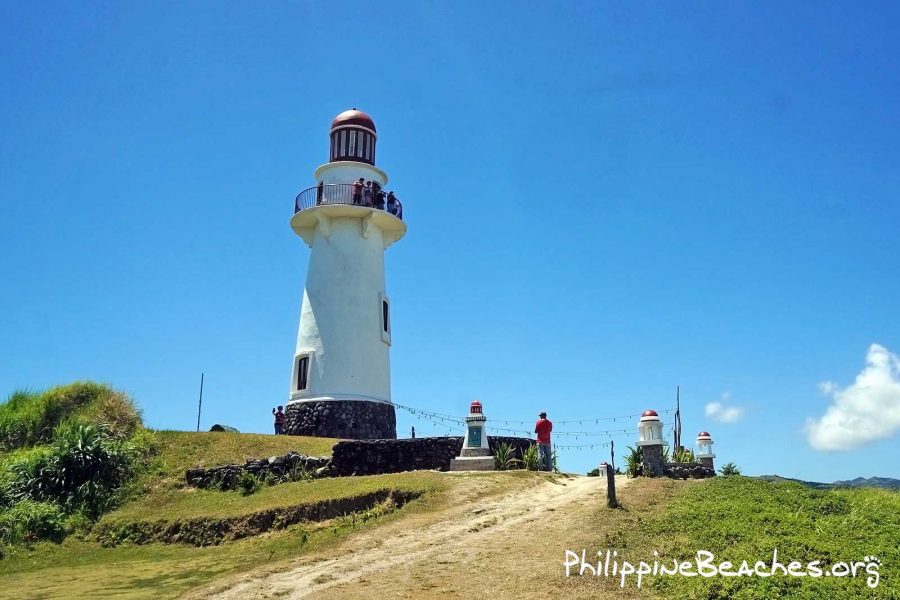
xmin=294 ymin=183 xmax=402 ymax=219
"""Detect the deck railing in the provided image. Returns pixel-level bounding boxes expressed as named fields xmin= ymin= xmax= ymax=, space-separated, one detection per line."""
xmin=294 ymin=183 xmax=402 ymax=219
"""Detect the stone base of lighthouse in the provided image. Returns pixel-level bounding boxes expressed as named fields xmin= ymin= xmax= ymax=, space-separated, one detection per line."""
xmin=284 ymin=400 xmax=396 ymax=439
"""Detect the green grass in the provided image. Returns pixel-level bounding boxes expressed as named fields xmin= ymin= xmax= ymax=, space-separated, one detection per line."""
xmin=103 ymin=471 xmax=444 ymax=522
xmin=0 ymin=500 xmax=414 ymax=599
xmin=145 ymin=430 xmax=337 ymax=481
xmin=0 ymin=382 xmax=141 ymax=451
xmin=597 ymin=477 xmax=900 ymax=599
xmin=0 ymin=471 xmax=547 ymax=599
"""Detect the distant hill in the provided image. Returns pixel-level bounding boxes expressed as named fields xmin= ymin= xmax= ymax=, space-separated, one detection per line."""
xmin=833 ymin=476 xmax=900 ymax=490
xmin=757 ymin=475 xmax=900 ymax=490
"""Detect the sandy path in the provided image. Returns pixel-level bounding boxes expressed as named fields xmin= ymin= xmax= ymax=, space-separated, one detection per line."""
xmin=201 ymin=473 xmax=623 ymax=600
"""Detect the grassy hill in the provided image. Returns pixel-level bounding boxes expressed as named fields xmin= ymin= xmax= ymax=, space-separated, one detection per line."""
xmin=569 ymin=476 xmax=899 ymax=599
xmin=757 ymin=474 xmax=900 ymax=491
xmin=0 ymin=412 xmax=453 ymax=598
xmin=2 ymin=384 xmax=897 ymax=599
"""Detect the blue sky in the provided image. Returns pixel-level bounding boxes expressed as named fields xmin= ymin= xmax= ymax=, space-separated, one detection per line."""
xmin=1 ymin=2 xmax=898 ymax=481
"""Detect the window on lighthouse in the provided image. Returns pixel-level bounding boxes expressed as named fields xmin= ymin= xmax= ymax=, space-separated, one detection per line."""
xmin=380 ymin=295 xmax=391 ymax=345
xmin=296 ymin=355 xmax=309 ymax=391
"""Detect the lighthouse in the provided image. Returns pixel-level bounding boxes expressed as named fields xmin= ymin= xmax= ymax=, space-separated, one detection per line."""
xmin=284 ymin=109 xmax=406 ymax=439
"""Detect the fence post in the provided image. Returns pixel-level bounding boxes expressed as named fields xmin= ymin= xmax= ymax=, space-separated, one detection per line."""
xmin=601 ymin=462 xmax=618 ymax=508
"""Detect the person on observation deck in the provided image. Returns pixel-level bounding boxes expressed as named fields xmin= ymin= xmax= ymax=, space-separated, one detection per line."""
xmin=387 ymin=191 xmax=402 ymax=219
xmin=352 ymin=178 xmax=364 ymax=205
xmin=535 ymin=411 xmax=553 ymax=471
xmin=363 ymin=181 xmax=374 ymax=207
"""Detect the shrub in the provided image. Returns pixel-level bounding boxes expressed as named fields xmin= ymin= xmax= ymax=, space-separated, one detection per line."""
xmin=6 ymin=424 xmax=138 ymax=518
xmin=287 ymin=463 xmax=315 ymax=482
xmin=0 ymin=500 xmax=66 ymax=544
xmin=719 ymin=462 xmax=741 ymax=476
xmin=672 ymin=447 xmax=695 ymax=463
xmin=493 ymin=442 xmax=519 ymax=471
xmin=0 ymin=382 xmax=142 ymax=451
xmin=237 ymin=471 xmax=261 ymax=496
xmin=521 ymin=444 xmax=541 ymax=471
xmin=625 ymin=445 xmax=643 ymax=478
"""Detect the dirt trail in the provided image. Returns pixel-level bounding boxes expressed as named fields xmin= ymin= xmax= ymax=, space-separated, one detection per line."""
xmin=199 ymin=473 xmax=624 ymax=600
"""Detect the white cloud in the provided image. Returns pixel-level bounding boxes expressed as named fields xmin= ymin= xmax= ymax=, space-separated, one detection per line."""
xmin=805 ymin=344 xmax=900 ymax=451
xmin=705 ymin=393 xmax=744 ymax=423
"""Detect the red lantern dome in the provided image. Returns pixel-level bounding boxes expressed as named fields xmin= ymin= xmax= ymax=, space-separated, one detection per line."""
xmin=470 ymin=400 xmax=483 ymax=414
xmin=641 ymin=409 xmax=658 ymax=417
xmin=331 ymin=108 xmax=376 ymax=133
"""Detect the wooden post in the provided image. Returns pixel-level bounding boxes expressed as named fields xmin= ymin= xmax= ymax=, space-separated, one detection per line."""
xmin=196 ymin=373 xmax=204 ymax=433
xmin=610 ymin=439 xmax=616 ymax=472
xmin=602 ymin=462 xmax=618 ymax=508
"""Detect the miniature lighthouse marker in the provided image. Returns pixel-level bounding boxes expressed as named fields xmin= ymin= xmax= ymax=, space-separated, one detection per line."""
xmin=695 ymin=431 xmax=716 ymax=470
xmin=449 ymin=401 xmax=496 ymax=471
xmin=636 ymin=409 xmax=668 ymax=477
xmin=284 ymin=109 xmax=406 ymax=439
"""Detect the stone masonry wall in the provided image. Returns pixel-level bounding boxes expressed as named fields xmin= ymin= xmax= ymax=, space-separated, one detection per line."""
xmin=665 ymin=462 xmax=716 ymax=479
xmin=330 ymin=436 xmax=534 ymax=476
xmin=641 ymin=444 xmax=667 ymax=477
xmin=186 ymin=453 xmax=331 ymax=490
xmin=285 ymin=400 xmax=396 ymax=439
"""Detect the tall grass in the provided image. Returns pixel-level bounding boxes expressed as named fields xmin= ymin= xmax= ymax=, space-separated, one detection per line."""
xmin=6 ymin=424 xmax=151 ymax=519
xmin=0 ymin=382 xmax=141 ymax=451
xmin=640 ymin=477 xmax=900 ymax=598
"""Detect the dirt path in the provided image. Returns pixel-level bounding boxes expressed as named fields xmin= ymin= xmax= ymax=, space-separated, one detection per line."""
xmin=198 ymin=473 xmax=628 ymax=600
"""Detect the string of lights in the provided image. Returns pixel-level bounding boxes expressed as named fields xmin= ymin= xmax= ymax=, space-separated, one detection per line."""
xmin=493 ymin=407 xmax=676 ymax=426
xmin=553 ymin=442 xmax=612 ymax=450
xmin=392 ymin=402 xmax=677 ymax=441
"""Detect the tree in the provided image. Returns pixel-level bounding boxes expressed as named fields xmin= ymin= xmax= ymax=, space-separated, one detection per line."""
xmin=719 ymin=462 xmax=741 ymax=476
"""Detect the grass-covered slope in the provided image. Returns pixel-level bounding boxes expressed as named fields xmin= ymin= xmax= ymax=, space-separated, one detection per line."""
xmin=0 ymin=382 xmax=141 ymax=450
xmin=143 ymin=430 xmax=337 ymax=488
xmin=0 ymin=383 xmax=151 ymax=544
xmin=590 ymin=476 xmax=899 ymax=599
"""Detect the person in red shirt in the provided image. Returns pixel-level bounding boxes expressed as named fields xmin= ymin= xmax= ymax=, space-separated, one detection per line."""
xmin=272 ymin=406 xmax=286 ymax=435
xmin=535 ymin=411 xmax=553 ymax=471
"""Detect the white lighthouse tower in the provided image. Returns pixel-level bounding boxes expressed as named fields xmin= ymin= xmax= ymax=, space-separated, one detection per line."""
xmin=284 ymin=109 xmax=406 ymax=439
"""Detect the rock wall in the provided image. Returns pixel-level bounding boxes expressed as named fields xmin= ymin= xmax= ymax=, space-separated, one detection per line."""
xmin=185 ymin=452 xmax=331 ymax=490
xmin=641 ymin=444 xmax=666 ymax=477
xmin=284 ymin=400 xmax=396 ymax=439
xmin=330 ymin=436 xmax=535 ymax=476
xmin=665 ymin=462 xmax=716 ymax=479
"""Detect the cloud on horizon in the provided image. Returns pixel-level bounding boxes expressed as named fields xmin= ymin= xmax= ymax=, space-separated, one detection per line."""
xmin=806 ymin=344 xmax=900 ymax=451
xmin=705 ymin=393 xmax=744 ymax=423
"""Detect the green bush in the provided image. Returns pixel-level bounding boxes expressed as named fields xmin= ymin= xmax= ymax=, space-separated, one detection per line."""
xmin=0 ymin=500 xmax=67 ymax=544
xmin=672 ymin=447 xmax=695 ymax=463
xmin=493 ymin=442 xmax=519 ymax=471
xmin=521 ymin=444 xmax=541 ymax=471
xmin=6 ymin=424 xmax=139 ymax=518
xmin=0 ymin=382 xmax=142 ymax=451
xmin=625 ymin=445 xmax=643 ymax=477
xmin=237 ymin=471 xmax=262 ymax=496
xmin=720 ymin=461 xmax=741 ymax=476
